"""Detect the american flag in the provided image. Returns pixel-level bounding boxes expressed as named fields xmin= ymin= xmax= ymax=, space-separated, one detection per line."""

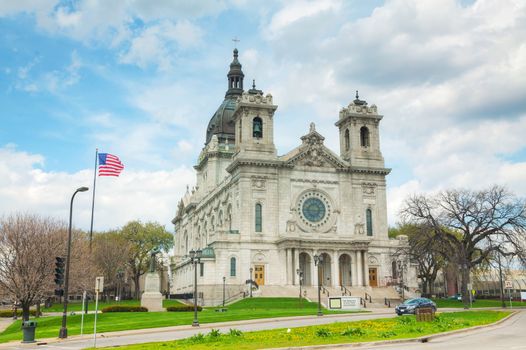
xmin=98 ymin=153 xmax=124 ymax=177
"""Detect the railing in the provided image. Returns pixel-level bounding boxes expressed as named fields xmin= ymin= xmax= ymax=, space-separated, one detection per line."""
xmin=320 ymin=286 xmax=329 ymax=297
xmin=360 ymin=297 xmax=367 ymax=308
xmin=341 ymin=286 xmax=351 ymax=296
xmin=365 ymin=292 xmax=372 ymax=303
xmin=222 ymin=291 xmax=246 ymax=305
xmin=384 ymin=297 xmax=391 ymax=307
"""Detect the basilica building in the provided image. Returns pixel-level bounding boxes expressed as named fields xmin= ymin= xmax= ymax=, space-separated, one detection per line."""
xmin=171 ymin=49 xmax=414 ymax=305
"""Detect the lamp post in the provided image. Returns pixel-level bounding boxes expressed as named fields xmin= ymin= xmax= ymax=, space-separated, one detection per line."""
xmin=222 ymin=276 xmax=226 ymax=307
xmin=296 ymin=268 xmax=303 ymax=308
xmin=189 ymin=249 xmax=202 ymax=327
xmin=313 ymin=254 xmax=323 ymax=317
xmin=397 ymin=260 xmax=405 ymax=301
xmin=59 ymin=186 xmax=89 ymax=339
xmin=249 ymin=267 xmax=253 ymax=298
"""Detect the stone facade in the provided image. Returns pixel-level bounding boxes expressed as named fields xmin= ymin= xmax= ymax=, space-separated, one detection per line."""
xmin=171 ymin=51 xmax=416 ymax=305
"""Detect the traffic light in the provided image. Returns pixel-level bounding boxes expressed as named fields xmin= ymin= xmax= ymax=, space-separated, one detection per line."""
xmin=54 ymin=256 xmax=65 ymax=286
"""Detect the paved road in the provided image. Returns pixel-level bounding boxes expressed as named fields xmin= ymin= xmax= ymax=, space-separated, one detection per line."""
xmin=1 ymin=309 xmax=522 ymax=350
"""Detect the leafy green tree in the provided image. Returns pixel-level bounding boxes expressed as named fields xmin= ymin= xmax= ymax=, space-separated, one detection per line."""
xmin=391 ymin=223 xmax=446 ymax=296
xmin=119 ymin=221 xmax=173 ymax=299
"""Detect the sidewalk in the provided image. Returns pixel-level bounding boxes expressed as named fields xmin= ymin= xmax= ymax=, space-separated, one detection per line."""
xmin=0 ymin=318 xmax=13 ymax=333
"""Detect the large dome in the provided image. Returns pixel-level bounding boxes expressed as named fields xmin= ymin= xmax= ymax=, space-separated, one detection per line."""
xmin=204 ymin=49 xmax=244 ymax=145
xmin=205 ymin=97 xmax=237 ymax=144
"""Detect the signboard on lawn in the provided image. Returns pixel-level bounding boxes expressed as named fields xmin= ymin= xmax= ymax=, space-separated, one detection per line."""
xmin=504 ymin=280 xmax=513 ymax=289
xmin=328 ymin=296 xmax=362 ymax=310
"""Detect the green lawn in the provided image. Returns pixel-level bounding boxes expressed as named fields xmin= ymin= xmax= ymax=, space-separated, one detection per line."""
xmin=433 ymin=298 xmax=525 ymax=308
xmin=42 ymin=299 xmax=183 ymax=312
xmin=0 ymin=298 xmax=360 ymax=344
xmin=95 ymin=311 xmax=510 ymax=350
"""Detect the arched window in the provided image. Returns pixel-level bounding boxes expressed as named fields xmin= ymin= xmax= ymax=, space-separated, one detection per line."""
xmin=230 ymin=257 xmax=236 ymax=276
xmin=255 ymin=203 xmax=262 ymax=232
xmin=253 ymin=117 xmax=263 ymax=138
xmin=344 ymin=129 xmax=350 ymax=151
xmin=392 ymin=261 xmax=398 ymax=279
xmin=366 ymin=209 xmax=373 ymax=236
xmin=360 ymin=126 xmax=370 ymax=147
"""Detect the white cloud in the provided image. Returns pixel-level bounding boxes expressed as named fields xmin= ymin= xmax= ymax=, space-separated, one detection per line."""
xmin=0 ymin=145 xmax=194 ymax=231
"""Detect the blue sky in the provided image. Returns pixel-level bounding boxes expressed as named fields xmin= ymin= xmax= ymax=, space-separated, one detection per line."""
xmin=1 ymin=0 xmax=525 ymax=231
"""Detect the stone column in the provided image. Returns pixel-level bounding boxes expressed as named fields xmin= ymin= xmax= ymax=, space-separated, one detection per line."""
xmin=286 ymin=248 xmax=293 ymax=285
xmin=364 ymin=251 xmax=370 ymax=287
xmin=331 ymin=251 xmax=339 ymax=288
xmin=351 ymin=251 xmax=358 ymax=286
xmin=356 ymin=250 xmax=363 ymax=287
xmin=293 ymin=248 xmax=300 ymax=285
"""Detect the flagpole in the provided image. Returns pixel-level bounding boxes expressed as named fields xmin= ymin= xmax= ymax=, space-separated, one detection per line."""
xmin=89 ymin=148 xmax=98 ymax=251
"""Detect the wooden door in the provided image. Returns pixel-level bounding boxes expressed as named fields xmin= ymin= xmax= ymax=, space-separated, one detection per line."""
xmin=254 ymin=265 xmax=265 ymax=286
xmin=369 ymin=268 xmax=378 ymax=287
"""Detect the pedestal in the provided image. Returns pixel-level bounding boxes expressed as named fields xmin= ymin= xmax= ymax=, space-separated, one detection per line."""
xmin=141 ymin=272 xmax=163 ymax=312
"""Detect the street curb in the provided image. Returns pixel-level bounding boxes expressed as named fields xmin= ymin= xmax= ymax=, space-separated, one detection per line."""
xmin=0 ymin=310 xmax=389 ymax=348
xmin=266 ymin=310 xmax=519 ymax=350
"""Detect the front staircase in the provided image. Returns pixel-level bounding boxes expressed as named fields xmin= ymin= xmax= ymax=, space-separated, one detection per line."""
xmin=257 ymin=285 xmax=401 ymax=308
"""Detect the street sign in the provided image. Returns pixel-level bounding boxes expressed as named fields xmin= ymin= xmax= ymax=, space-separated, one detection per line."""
xmin=504 ymin=280 xmax=513 ymax=289
xmin=95 ymin=276 xmax=104 ymax=292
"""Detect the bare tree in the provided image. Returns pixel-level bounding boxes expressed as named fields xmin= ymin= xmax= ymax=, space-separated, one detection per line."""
xmin=92 ymin=230 xmax=131 ymax=299
xmin=0 ymin=214 xmax=65 ymax=320
xmin=401 ymin=185 xmax=526 ymax=308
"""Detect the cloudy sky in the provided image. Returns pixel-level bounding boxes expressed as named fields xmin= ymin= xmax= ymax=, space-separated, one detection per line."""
xmin=1 ymin=0 xmax=525 ymax=232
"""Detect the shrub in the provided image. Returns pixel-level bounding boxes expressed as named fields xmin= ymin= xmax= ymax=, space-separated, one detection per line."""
xmin=397 ymin=316 xmax=416 ymax=325
xmin=341 ymin=327 xmax=366 ymax=337
xmin=208 ymin=329 xmax=221 ymax=338
xmin=189 ymin=333 xmax=205 ymax=343
xmin=379 ymin=330 xmax=397 ymax=338
xmin=101 ymin=306 xmax=148 ymax=313
xmin=229 ymin=328 xmax=243 ymax=337
xmin=0 ymin=310 xmax=40 ymax=318
xmin=315 ymin=328 xmax=332 ymax=337
xmin=166 ymin=305 xmax=202 ymax=312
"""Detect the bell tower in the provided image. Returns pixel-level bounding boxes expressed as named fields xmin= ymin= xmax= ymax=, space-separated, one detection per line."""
xmin=335 ymin=92 xmax=384 ymax=168
xmin=232 ymin=81 xmax=277 ymax=159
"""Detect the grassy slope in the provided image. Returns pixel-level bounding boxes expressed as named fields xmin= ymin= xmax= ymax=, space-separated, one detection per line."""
xmin=104 ymin=311 xmax=510 ymax=350
xmin=0 ymin=298 xmax=357 ymax=343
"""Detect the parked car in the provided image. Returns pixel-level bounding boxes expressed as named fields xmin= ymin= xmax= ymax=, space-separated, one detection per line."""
xmin=395 ymin=298 xmax=437 ymax=315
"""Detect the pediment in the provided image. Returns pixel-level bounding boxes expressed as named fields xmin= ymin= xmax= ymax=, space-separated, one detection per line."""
xmin=285 ymin=146 xmax=346 ymax=168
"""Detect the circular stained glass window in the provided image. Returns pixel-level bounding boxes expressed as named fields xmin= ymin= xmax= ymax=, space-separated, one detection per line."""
xmin=302 ymin=197 xmax=326 ymax=222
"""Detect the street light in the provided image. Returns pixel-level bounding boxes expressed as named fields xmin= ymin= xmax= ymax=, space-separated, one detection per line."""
xmin=249 ymin=267 xmax=253 ymax=298
xmin=397 ymin=260 xmax=405 ymax=301
xmin=59 ymin=186 xmax=89 ymax=339
xmin=189 ymin=249 xmax=202 ymax=327
xmin=296 ymin=268 xmax=303 ymax=308
xmin=222 ymin=276 xmax=226 ymax=307
xmin=313 ymin=254 xmax=323 ymax=317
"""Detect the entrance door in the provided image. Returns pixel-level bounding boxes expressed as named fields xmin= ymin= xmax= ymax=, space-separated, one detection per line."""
xmin=254 ymin=265 xmax=265 ymax=286
xmin=369 ymin=268 xmax=378 ymax=287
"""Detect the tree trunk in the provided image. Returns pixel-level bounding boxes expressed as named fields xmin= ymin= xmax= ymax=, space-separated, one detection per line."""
xmin=422 ymin=279 xmax=428 ymax=295
xmin=133 ymin=274 xmax=141 ymax=300
xmin=35 ymin=301 xmax=40 ymax=318
xmin=461 ymin=265 xmax=470 ymax=309
xmin=22 ymin=302 xmax=30 ymax=321
xmin=428 ymin=280 xmax=434 ymax=295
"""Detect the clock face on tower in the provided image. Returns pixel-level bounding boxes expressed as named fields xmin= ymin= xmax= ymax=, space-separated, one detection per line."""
xmin=302 ymin=197 xmax=326 ymax=222
xmin=296 ymin=190 xmax=333 ymax=231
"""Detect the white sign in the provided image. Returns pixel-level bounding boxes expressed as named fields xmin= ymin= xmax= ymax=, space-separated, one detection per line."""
xmin=504 ymin=280 xmax=513 ymax=289
xmin=95 ymin=276 xmax=104 ymax=292
xmin=328 ymin=296 xmax=362 ymax=310
xmin=520 ymin=292 xmax=526 ymax=301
